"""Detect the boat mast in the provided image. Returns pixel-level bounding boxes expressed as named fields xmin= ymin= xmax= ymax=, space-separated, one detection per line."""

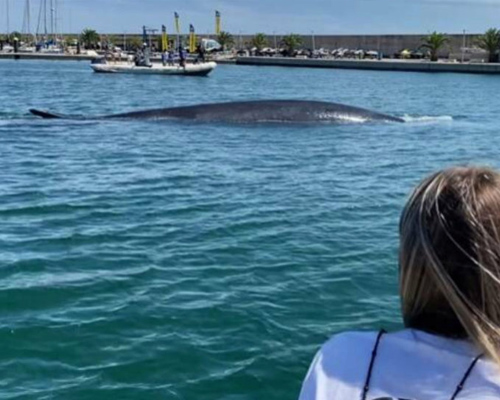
xmin=54 ymin=0 xmax=57 ymax=41
xmin=50 ymin=0 xmax=54 ymax=41
xmin=44 ymin=0 xmax=47 ymax=37
xmin=22 ymin=0 xmax=33 ymax=40
xmin=6 ymin=0 xmax=10 ymax=36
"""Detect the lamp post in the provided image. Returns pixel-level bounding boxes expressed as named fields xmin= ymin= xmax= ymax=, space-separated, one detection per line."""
xmin=311 ymin=30 xmax=315 ymax=51
xmin=273 ymin=30 xmax=277 ymax=49
xmin=461 ymin=29 xmax=466 ymax=63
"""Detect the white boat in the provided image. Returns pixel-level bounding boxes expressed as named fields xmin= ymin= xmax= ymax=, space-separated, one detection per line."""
xmin=19 ymin=46 xmax=36 ymax=53
xmin=1 ymin=45 xmax=14 ymax=53
xmin=90 ymin=60 xmax=217 ymax=77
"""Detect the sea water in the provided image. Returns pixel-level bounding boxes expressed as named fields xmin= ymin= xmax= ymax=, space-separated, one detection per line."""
xmin=1 ymin=60 xmax=500 ymax=400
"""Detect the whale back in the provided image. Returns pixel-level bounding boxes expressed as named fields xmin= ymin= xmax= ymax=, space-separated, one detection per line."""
xmin=30 ymin=100 xmax=404 ymax=123
xmin=105 ymin=100 xmax=404 ymax=123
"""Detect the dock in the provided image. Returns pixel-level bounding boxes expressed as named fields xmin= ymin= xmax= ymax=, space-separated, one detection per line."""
xmin=0 ymin=53 xmax=96 ymax=61
xmin=236 ymin=56 xmax=500 ymax=74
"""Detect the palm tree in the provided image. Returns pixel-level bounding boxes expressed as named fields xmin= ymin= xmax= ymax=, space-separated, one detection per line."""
xmin=477 ymin=28 xmax=500 ymax=63
xmin=80 ymin=28 xmax=100 ymax=49
xmin=9 ymin=31 xmax=22 ymax=43
xmin=281 ymin=34 xmax=302 ymax=57
xmin=107 ymin=35 xmax=121 ymax=48
xmin=217 ymin=31 xmax=234 ymax=51
xmin=251 ymin=33 xmax=268 ymax=54
xmin=421 ymin=31 xmax=449 ymax=62
xmin=129 ymin=37 xmax=143 ymax=51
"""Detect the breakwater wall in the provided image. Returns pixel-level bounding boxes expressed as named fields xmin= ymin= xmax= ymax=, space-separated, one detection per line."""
xmin=0 ymin=53 xmax=95 ymax=61
xmin=236 ymin=56 xmax=500 ymax=74
xmin=105 ymin=32 xmax=482 ymax=59
xmin=244 ymin=34 xmax=480 ymax=58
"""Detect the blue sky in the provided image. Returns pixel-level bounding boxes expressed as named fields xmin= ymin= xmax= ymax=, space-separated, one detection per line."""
xmin=3 ymin=0 xmax=500 ymax=35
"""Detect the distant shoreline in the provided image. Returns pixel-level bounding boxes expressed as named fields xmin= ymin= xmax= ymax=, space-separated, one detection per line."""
xmin=2 ymin=53 xmax=500 ymax=74
xmin=236 ymin=56 xmax=500 ymax=74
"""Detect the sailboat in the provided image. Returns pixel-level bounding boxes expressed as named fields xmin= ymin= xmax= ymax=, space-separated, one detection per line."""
xmin=19 ymin=0 xmax=37 ymax=52
xmin=0 ymin=0 xmax=14 ymax=53
xmin=35 ymin=0 xmax=62 ymax=53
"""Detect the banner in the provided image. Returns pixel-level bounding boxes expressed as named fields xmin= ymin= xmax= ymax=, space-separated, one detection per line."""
xmin=161 ymin=25 xmax=168 ymax=51
xmin=215 ymin=11 xmax=221 ymax=35
xmin=189 ymin=24 xmax=196 ymax=53
xmin=174 ymin=12 xmax=180 ymax=34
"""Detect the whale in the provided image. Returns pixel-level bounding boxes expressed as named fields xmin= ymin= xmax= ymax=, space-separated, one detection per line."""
xmin=29 ymin=100 xmax=404 ymax=124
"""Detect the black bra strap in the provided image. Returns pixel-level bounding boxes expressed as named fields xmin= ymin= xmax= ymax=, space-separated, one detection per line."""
xmin=450 ymin=353 xmax=483 ymax=400
xmin=361 ymin=330 xmax=386 ymax=400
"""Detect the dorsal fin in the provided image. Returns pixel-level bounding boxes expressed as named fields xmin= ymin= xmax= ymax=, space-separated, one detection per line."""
xmin=29 ymin=109 xmax=66 ymax=119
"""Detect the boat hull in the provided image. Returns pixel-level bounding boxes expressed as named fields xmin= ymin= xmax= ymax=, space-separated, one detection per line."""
xmin=90 ymin=62 xmax=217 ymax=77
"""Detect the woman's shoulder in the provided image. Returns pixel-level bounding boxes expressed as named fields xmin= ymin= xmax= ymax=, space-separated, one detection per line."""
xmin=310 ymin=330 xmax=383 ymax=378
xmin=319 ymin=330 xmax=382 ymax=358
xmin=299 ymin=331 xmax=382 ymax=400
xmin=320 ymin=328 xmax=476 ymax=356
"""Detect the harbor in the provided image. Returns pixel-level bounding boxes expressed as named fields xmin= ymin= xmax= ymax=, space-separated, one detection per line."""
xmin=3 ymin=2 xmax=500 ymax=74
xmin=3 ymin=52 xmax=500 ymax=75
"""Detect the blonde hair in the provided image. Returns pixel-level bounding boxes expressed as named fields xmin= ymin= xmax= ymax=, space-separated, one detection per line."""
xmin=400 ymin=166 xmax=500 ymax=365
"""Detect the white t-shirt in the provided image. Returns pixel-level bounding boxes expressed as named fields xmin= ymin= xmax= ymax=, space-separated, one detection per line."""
xmin=299 ymin=329 xmax=500 ymax=400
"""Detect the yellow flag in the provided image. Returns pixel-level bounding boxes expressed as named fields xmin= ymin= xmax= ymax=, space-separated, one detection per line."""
xmin=161 ymin=25 xmax=168 ymax=51
xmin=189 ymin=24 xmax=196 ymax=52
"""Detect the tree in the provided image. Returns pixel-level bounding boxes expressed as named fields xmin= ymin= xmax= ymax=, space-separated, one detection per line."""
xmin=129 ymin=36 xmax=143 ymax=51
xmin=421 ymin=31 xmax=449 ymax=62
xmin=62 ymin=35 xmax=78 ymax=50
xmin=217 ymin=31 xmax=234 ymax=51
xmin=80 ymin=28 xmax=100 ymax=49
xmin=107 ymin=35 xmax=121 ymax=49
xmin=281 ymin=34 xmax=302 ymax=57
xmin=251 ymin=33 xmax=268 ymax=54
xmin=477 ymin=28 xmax=500 ymax=63
xmin=9 ymin=31 xmax=22 ymax=43
xmin=64 ymin=35 xmax=78 ymax=45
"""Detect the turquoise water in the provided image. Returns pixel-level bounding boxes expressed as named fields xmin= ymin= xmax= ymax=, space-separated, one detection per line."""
xmin=1 ymin=60 xmax=500 ymax=399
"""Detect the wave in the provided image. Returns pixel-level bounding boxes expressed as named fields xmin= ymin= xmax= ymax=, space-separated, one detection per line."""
xmin=402 ymin=115 xmax=454 ymax=123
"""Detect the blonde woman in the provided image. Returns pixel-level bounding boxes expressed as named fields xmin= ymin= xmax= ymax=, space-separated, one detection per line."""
xmin=299 ymin=167 xmax=500 ymax=400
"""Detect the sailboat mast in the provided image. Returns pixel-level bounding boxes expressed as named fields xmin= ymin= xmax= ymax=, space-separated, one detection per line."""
xmin=44 ymin=0 xmax=47 ymax=36
xmin=50 ymin=0 xmax=54 ymax=40
xmin=22 ymin=0 xmax=32 ymax=36
xmin=28 ymin=0 xmax=31 ymax=36
xmin=54 ymin=0 xmax=58 ymax=41
xmin=6 ymin=0 xmax=10 ymax=36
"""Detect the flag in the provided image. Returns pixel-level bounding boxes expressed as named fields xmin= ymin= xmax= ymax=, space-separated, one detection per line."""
xmin=161 ymin=25 xmax=168 ymax=51
xmin=174 ymin=12 xmax=180 ymax=34
xmin=215 ymin=11 xmax=221 ymax=35
xmin=189 ymin=24 xmax=196 ymax=53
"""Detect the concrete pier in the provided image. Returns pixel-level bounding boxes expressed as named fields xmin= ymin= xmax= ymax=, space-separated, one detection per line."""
xmin=0 ymin=53 xmax=96 ymax=61
xmin=236 ymin=56 xmax=500 ymax=74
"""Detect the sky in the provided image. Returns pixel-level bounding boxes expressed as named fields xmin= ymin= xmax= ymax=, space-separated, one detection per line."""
xmin=2 ymin=0 xmax=500 ymax=35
